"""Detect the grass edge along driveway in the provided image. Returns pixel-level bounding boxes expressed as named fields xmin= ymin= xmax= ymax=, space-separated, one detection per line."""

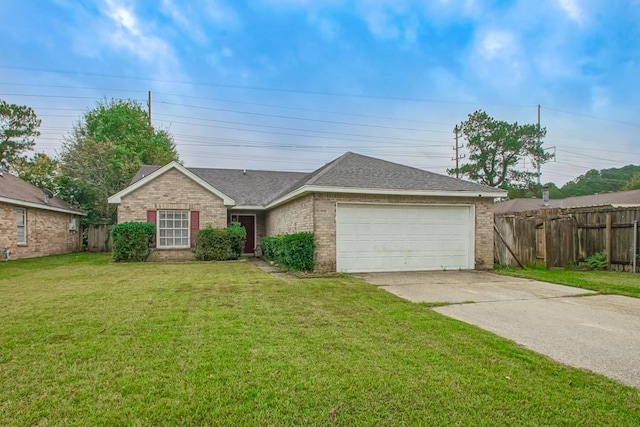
xmin=497 ymin=266 xmax=640 ymax=298
xmin=0 ymin=253 xmax=638 ymax=426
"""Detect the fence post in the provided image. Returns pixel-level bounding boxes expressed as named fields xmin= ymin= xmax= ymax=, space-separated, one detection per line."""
xmin=606 ymin=213 xmax=612 ymax=270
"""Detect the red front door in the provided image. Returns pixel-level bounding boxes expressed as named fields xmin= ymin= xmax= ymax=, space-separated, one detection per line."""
xmin=236 ymin=215 xmax=255 ymax=254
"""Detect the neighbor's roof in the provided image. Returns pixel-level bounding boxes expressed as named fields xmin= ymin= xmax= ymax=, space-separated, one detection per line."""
xmin=494 ymin=189 xmax=640 ymax=214
xmin=124 ymin=152 xmax=506 ymax=208
xmin=0 ymin=170 xmax=83 ymax=215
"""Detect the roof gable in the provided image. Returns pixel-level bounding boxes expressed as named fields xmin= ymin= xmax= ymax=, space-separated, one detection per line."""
xmin=108 ymin=161 xmax=235 ymax=205
xmin=0 ymin=170 xmax=83 ymax=215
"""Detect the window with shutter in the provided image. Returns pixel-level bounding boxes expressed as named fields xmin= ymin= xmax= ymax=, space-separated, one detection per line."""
xmin=157 ymin=210 xmax=190 ymax=248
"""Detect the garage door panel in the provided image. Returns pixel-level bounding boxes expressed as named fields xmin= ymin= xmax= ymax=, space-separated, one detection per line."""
xmin=336 ymin=204 xmax=474 ymax=273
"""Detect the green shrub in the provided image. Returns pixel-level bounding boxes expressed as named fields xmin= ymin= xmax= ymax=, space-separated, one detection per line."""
xmin=262 ymin=232 xmax=315 ymax=272
xmin=227 ymin=222 xmax=247 ymax=260
xmin=111 ymin=222 xmax=155 ymax=262
xmin=585 ymin=251 xmax=607 ymax=270
xmin=193 ymin=226 xmax=230 ymax=261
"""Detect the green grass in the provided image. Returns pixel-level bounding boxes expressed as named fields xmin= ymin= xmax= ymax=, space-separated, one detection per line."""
xmin=497 ymin=266 xmax=640 ymax=298
xmin=1 ymin=254 xmax=639 ymax=426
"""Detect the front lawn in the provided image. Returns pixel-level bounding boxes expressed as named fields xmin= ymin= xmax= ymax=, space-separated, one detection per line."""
xmin=497 ymin=266 xmax=640 ymax=298
xmin=1 ymin=254 xmax=638 ymax=425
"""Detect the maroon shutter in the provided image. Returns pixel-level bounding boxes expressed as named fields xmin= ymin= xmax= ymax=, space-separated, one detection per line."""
xmin=147 ymin=210 xmax=157 ymax=248
xmin=190 ymin=211 xmax=199 ymax=247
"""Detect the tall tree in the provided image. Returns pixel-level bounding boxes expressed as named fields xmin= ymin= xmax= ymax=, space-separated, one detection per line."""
xmin=557 ymin=164 xmax=640 ymax=197
xmin=13 ymin=152 xmax=60 ymax=191
xmin=448 ymin=110 xmax=552 ymax=189
xmin=624 ymin=171 xmax=640 ymax=191
xmin=0 ymin=99 xmax=41 ymax=170
xmin=59 ymin=99 xmax=179 ymax=223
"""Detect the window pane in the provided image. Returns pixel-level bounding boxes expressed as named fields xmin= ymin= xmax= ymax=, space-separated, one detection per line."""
xmin=16 ymin=209 xmax=26 ymax=244
xmin=157 ymin=210 xmax=190 ymax=248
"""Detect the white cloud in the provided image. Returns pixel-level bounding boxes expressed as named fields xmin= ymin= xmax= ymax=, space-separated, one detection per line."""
xmin=102 ymin=0 xmax=172 ymax=62
xmin=555 ymin=0 xmax=585 ymax=23
xmin=161 ymin=0 xmax=208 ymax=44
xmin=478 ymin=30 xmax=517 ymax=59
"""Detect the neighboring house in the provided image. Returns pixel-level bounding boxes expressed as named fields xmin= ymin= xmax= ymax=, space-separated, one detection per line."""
xmin=0 ymin=170 xmax=83 ymax=260
xmin=108 ymin=152 xmax=505 ymax=272
xmin=494 ymin=189 xmax=640 ymax=215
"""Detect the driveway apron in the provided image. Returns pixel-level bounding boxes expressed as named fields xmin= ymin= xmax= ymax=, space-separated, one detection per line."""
xmin=355 ymin=271 xmax=640 ymax=389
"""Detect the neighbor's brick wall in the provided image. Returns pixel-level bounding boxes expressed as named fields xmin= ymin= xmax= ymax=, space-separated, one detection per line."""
xmin=116 ymin=169 xmax=228 ymax=261
xmin=264 ymin=194 xmax=314 ymax=236
xmin=0 ymin=202 xmax=82 ymax=260
xmin=267 ymin=193 xmax=495 ymax=272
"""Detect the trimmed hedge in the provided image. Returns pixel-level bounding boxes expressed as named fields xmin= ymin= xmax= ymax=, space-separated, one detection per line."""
xmin=227 ymin=222 xmax=247 ymax=260
xmin=111 ymin=222 xmax=155 ymax=262
xmin=193 ymin=226 xmax=230 ymax=261
xmin=193 ymin=223 xmax=247 ymax=261
xmin=262 ymin=232 xmax=315 ymax=272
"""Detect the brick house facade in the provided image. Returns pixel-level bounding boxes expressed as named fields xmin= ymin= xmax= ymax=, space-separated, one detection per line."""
xmin=109 ymin=153 xmax=505 ymax=271
xmin=0 ymin=172 xmax=83 ymax=260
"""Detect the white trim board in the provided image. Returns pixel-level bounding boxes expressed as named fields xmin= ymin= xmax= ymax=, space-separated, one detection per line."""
xmin=0 ymin=197 xmax=85 ymax=216
xmin=266 ymin=185 xmax=506 ymax=209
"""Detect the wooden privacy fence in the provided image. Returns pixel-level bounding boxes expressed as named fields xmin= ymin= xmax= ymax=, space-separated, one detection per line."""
xmin=86 ymin=224 xmax=113 ymax=252
xmin=495 ymin=206 xmax=640 ymax=272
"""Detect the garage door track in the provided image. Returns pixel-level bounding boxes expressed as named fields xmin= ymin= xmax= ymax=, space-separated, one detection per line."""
xmin=355 ymin=270 xmax=640 ymax=389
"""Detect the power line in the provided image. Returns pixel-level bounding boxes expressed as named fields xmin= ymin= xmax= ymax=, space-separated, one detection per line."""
xmin=153 ymin=114 xmax=440 ymax=144
xmin=0 ymin=65 xmax=532 ymax=106
xmin=158 ymin=101 xmax=449 ymax=133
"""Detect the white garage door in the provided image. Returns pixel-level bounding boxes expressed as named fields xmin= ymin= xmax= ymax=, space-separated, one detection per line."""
xmin=336 ymin=204 xmax=474 ymax=273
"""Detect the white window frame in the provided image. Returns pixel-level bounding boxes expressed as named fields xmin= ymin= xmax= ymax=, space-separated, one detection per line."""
xmin=157 ymin=210 xmax=190 ymax=248
xmin=16 ymin=208 xmax=26 ymax=245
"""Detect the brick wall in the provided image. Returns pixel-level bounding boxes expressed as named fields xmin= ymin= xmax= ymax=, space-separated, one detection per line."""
xmin=116 ymin=168 xmax=228 ymax=261
xmin=264 ymin=194 xmax=314 ymax=236
xmin=266 ymin=192 xmax=495 ymax=272
xmin=0 ymin=202 xmax=82 ymax=260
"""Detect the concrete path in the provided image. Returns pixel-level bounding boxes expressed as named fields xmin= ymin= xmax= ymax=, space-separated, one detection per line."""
xmin=355 ymin=271 xmax=640 ymax=389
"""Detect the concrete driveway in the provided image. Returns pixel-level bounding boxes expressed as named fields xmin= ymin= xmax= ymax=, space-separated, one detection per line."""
xmin=355 ymin=271 xmax=640 ymax=389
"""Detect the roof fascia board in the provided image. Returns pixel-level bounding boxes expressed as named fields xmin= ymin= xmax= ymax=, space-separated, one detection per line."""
xmin=231 ymin=205 xmax=265 ymax=211
xmin=0 ymin=197 xmax=85 ymax=216
xmin=266 ymin=185 xmax=507 ymax=209
xmin=108 ymin=161 xmax=235 ymax=206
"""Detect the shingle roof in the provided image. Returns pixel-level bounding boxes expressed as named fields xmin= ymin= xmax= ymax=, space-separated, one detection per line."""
xmin=494 ymin=189 xmax=640 ymax=214
xmin=129 ymin=152 xmax=503 ymax=207
xmin=130 ymin=165 xmax=307 ymax=206
xmin=298 ymin=152 xmax=498 ymax=192
xmin=0 ymin=170 xmax=82 ymax=214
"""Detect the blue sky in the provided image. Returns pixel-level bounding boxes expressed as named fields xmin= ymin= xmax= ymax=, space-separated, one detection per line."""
xmin=1 ymin=0 xmax=639 ymax=185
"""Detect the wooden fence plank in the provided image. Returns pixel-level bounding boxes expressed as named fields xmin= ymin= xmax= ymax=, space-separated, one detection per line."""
xmin=494 ymin=206 xmax=640 ymax=272
xmin=87 ymin=224 xmax=112 ymax=252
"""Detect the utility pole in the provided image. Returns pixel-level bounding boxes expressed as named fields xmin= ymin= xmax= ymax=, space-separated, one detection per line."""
xmin=536 ymin=103 xmax=541 ymax=185
xmin=147 ymin=90 xmax=152 ymax=126
xmin=452 ymin=125 xmax=465 ymax=179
